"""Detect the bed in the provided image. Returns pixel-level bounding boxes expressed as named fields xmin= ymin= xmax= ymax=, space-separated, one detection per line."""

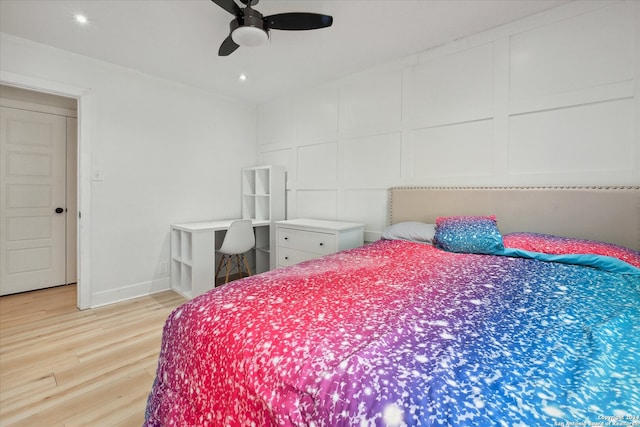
xmin=145 ymin=186 xmax=640 ymax=426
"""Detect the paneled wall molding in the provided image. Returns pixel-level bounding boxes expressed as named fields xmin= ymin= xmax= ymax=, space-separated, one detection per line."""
xmin=491 ymin=37 xmax=511 ymax=183
xmin=338 ymin=54 xmax=418 ymax=88
xmin=410 ymin=116 xmax=495 ymax=133
xmin=509 ymin=81 xmax=634 ymax=116
xmin=338 ymin=122 xmax=405 ymax=141
xmin=259 ymin=0 xmax=639 ymax=238
xmin=258 ymin=99 xmax=294 ymax=146
xmin=258 ymin=141 xmax=292 ymax=153
xmin=416 ymin=0 xmax=624 ymax=65
xmin=294 ymin=134 xmax=340 ymax=148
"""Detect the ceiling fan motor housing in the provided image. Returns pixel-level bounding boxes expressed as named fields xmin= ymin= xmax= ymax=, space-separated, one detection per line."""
xmin=231 ymin=6 xmax=269 ymax=46
xmin=243 ymin=7 xmax=268 ymax=32
xmin=214 ymin=0 xmax=333 ymax=55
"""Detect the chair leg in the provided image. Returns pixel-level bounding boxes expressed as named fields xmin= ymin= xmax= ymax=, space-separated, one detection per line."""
xmin=241 ymin=254 xmax=252 ymax=277
xmin=215 ymin=255 xmax=225 ymax=285
xmin=225 ymin=255 xmax=232 ymax=284
xmin=238 ymin=255 xmax=248 ymax=277
xmin=216 ymin=253 xmax=253 ymax=285
xmin=234 ymin=255 xmax=241 ymax=277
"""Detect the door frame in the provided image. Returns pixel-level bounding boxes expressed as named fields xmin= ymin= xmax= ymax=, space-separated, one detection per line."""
xmin=1 ymin=71 xmax=92 ymax=309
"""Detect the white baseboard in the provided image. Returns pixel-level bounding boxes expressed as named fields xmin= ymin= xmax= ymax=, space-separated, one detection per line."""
xmin=90 ymin=277 xmax=171 ymax=308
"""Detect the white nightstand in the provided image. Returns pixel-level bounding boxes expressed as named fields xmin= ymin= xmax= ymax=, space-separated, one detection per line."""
xmin=274 ymin=219 xmax=365 ymax=268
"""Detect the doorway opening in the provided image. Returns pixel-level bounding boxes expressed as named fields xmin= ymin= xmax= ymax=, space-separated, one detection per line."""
xmin=0 ymin=84 xmax=78 ymax=299
xmin=0 ymin=73 xmax=91 ymax=310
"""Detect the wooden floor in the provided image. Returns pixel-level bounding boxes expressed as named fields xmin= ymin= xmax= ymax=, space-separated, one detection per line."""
xmin=0 ymin=285 xmax=185 ymax=427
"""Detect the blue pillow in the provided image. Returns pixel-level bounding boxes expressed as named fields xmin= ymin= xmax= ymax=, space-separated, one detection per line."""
xmin=434 ymin=215 xmax=504 ymax=254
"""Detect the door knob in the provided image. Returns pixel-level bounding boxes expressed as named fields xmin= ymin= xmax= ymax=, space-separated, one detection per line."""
xmin=55 ymin=207 xmax=64 ymax=214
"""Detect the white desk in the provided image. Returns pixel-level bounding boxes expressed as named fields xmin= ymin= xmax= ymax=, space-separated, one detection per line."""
xmin=170 ymin=219 xmax=271 ymax=299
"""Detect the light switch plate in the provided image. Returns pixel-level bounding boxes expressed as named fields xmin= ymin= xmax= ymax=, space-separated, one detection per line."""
xmin=92 ymin=169 xmax=104 ymax=182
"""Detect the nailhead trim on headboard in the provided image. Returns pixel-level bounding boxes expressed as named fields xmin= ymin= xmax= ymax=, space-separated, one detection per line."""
xmin=388 ymin=186 xmax=640 ymax=250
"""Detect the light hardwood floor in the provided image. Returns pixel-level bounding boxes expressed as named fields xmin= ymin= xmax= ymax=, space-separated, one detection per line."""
xmin=0 ymin=285 xmax=185 ymax=427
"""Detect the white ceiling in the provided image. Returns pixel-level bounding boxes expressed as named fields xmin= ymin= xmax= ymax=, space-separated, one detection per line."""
xmin=0 ymin=0 xmax=571 ymax=105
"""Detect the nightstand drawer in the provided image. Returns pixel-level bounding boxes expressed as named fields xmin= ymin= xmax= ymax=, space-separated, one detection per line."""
xmin=277 ymin=228 xmax=335 ymax=255
xmin=275 ymin=219 xmax=364 ymax=268
xmin=277 ymin=248 xmax=319 ymax=267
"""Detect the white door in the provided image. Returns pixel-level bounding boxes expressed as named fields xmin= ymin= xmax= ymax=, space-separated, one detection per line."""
xmin=0 ymin=106 xmax=67 ymax=295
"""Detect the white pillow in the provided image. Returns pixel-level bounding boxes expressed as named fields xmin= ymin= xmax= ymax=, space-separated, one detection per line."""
xmin=381 ymin=222 xmax=436 ymax=244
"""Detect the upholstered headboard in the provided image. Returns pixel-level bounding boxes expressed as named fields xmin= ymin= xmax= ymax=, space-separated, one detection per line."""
xmin=389 ymin=186 xmax=640 ymax=251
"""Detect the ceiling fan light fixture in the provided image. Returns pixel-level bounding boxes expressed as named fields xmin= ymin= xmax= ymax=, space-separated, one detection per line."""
xmin=232 ymin=26 xmax=268 ymax=47
xmin=213 ymin=0 xmax=333 ymax=56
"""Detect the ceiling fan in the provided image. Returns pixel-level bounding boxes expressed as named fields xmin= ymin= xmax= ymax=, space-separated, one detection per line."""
xmin=212 ymin=0 xmax=333 ymax=56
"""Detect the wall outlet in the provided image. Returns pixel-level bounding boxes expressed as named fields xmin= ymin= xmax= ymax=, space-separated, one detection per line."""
xmin=160 ymin=261 xmax=169 ymax=275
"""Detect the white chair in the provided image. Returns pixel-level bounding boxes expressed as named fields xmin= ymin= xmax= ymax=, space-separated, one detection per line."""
xmin=215 ymin=220 xmax=255 ymax=285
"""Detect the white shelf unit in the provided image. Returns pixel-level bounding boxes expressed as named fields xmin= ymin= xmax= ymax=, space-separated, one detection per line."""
xmin=241 ymin=165 xmax=285 ymax=270
xmin=170 ymin=225 xmax=214 ymax=299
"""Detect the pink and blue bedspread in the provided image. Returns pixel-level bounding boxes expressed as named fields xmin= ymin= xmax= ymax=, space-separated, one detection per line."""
xmin=145 ymin=235 xmax=640 ymax=426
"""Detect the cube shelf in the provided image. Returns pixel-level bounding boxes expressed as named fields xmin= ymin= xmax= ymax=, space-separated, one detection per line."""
xmin=169 ymin=165 xmax=286 ymax=298
xmin=241 ymin=165 xmax=285 ymax=270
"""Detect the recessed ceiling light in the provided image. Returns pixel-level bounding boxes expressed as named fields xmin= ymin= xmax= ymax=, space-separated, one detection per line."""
xmin=239 ymin=74 xmax=248 ymax=82
xmin=74 ymin=14 xmax=88 ymax=25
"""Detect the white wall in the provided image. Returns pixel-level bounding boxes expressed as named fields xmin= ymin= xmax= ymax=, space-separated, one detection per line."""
xmin=257 ymin=0 xmax=640 ymax=242
xmin=1 ymin=34 xmax=257 ymax=307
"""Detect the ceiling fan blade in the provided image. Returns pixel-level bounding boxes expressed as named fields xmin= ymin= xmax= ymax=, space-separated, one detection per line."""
xmin=218 ymin=35 xmax=240 ymax=56
xmin=212 ymin=0 xmax=242 ymax=16
xmin=266 ymin=13 xmax=333 ymax=31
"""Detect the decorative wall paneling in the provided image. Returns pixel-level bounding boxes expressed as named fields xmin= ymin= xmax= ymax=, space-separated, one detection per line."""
xmin=257 ymin=1 xmax=639 ymax=242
